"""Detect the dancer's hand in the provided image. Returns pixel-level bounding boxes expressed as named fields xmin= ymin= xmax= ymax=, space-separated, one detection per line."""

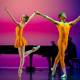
xmin=35 ymin=11 xmax=41 ymax=15
xmin=4 ymin=7 xmax=19 ymax=25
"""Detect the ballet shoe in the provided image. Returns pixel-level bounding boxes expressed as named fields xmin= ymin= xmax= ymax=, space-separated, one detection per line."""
xmin=32 ymin=45 xmax=40 ymax=52
xmin=51 ymin=67 xmax=53 ymax=71
xmin=51 ymin=67 xmax=56 ymax=76
xmin=24 ymin=45 xmax=40 ymax=57
xmin=18 ymin=68 xmax=22 ymax=77
xmin=52 ymin=71 xmax=55 ymax=76
xmin=61 ymin=74 xmax=67 ymax=78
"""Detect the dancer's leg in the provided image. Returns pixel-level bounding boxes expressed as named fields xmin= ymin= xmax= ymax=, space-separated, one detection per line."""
xmin=51 ymin=53 xmax=59 ymax=70
xmin=51 ymin=42 xmax=62 ymax=76
xmin=24 ymin=45 xmax=40 ymax=57
xmin=18 ymin=46 xmax=25 ymax=77
xmin=51 ymin=51 xmax=60 ymax=76
xmin=60 ymin=44 xmax=67 ymax=78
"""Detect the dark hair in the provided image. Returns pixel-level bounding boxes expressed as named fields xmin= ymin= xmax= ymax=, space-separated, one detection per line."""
xmin=58 ymin=12 xmax=65 ymax=18
xmin=23 ymin=15 xmax=29 ymax=22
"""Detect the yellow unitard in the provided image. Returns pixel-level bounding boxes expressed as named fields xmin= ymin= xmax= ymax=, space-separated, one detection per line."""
xmin=54 ymin=22 xmax=71 ymax=69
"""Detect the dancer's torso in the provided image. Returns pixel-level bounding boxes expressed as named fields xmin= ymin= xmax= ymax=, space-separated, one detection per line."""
xmin=14 ymin=23 xmax=27 ymax=48
xmin=16 ymin=24 xmax=24 ymax=39
xmin=57 ymin=22 xmax=71 ymax=46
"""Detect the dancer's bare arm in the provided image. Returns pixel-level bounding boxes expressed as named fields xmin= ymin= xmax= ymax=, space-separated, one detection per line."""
xmin=35 ymin=11 xmax=59 ymax=24
xmin=5 ymin=8 xmax=19 ymax=25
xmin=25 ymin=12 xmax=36 ymax=25
xmin=69 ymin=16 xmax=80 ymax=25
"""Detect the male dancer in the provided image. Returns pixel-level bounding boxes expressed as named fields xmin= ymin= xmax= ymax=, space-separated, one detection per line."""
xmin=35 ymin=11 xmax=80 ymax=78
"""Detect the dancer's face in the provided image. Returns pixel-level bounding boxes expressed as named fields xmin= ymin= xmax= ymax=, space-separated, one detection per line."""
xmin=60 ymin=16 xmax=66 ymax=21
xmin=58 ymin=12 xmax=67 ymax=22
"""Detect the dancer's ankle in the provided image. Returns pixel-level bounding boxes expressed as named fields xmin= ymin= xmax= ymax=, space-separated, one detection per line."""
xmin=61 ymin=73 xmax=67 ymax=78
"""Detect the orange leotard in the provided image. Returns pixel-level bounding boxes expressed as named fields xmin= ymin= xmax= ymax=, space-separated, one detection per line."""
xmin=14 ymin=25 xmax=28 ymax=48
xmin=54 ymin=22 xmax=71 ymax=69
xmin=57 ymin=22 xmax=71 ymax=48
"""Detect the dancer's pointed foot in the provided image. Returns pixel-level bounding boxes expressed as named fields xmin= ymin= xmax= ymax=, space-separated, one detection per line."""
xmin=52 ymin=70 xmax=56 ymax=76
xmin=51 ymin=67 xmax=56 ymax=76
xmin=51 ymin=67 xmax=53 ymax=71
xmin=61 ymin=74 xmax=67 ymax=78
xmin=18 ymin=68 xmax=22 ymax=78
xmin=24 ymin=45 xmax=40 ymax=57
xmin=32 ymin=45 xmax=40 ymax=52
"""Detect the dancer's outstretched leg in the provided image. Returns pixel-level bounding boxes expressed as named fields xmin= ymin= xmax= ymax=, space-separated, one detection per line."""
xmin=24 ymin=45 xmax=40 ymax=57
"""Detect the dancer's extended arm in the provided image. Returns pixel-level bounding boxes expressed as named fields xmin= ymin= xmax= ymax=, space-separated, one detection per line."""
xmin=5 ymin=8 xmax=19 ymax=25
xmin=35 ymin=11 xmax=59 ymax=24
xmin=25 ymin=12 xmax=36 ymax=25
xmin=69 ymin=16 xmax=80 ymax=25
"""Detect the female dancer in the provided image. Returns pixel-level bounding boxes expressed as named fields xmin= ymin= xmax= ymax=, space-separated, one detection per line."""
xmin=35 ymin=11 xmax=80 ymax=78
xmin=5 ymin=8 xmax=40 ymax=77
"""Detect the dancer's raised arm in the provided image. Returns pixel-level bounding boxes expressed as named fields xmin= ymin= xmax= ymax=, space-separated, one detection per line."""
xmin=35 ymin=11 xmax=59 ymax=24
xmin=25 ymin=12 xmax=36 ymax=25
xmin=5 ymin=8 xmax=19 ymax=25
xmin=69 ymin=16 xmax=80 ymax=25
